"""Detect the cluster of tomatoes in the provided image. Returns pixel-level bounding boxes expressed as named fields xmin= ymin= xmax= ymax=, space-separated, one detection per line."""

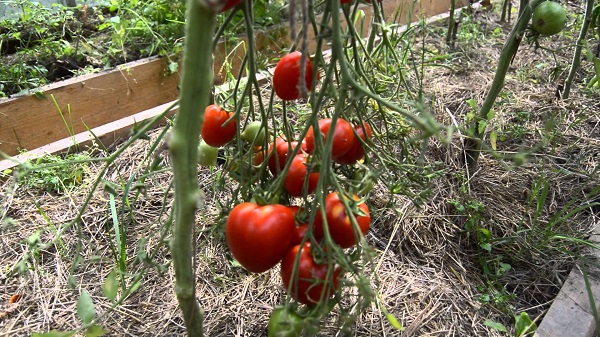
xmin=197 ymin=52 xmax=374 ymax=309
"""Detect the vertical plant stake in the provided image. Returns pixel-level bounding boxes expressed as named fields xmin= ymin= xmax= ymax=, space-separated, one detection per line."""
xmin=169 ymin=0 xmax=217 ymax=336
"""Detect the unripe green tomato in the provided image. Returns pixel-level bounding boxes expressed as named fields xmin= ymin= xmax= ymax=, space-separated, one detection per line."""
xmin=267 ymin=307 xmax=303 ymax=337
xmin=532 ymin=1 xmax=567 ymax=36
xmin=241 ymin=121 xmax=266 ymax=145
xmin=197 ymin=140 xmax=219 ymax=166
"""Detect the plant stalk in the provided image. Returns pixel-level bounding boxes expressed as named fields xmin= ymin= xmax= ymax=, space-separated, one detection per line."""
xmin=169 ymin=0 xmax=217 ymax=336
xmin=446 ymin=0 xmax=457 ymax=44
xmin=562 ymin=0 xmax=595 ymax=99
xmin=464 ymin=0 xmax=544 ymax=172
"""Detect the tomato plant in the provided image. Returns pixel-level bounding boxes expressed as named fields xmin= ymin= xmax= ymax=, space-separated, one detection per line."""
xmin=226 ymin=203 xmax=296 ymax=272
xmin=281 ymin=243 xmax=340 ymax=306
xmin=284 ymin=154 xmax=319 ymax=197
xmin=335 ymin=122 xmax=373 ymax=165
xmin=314 ymin=192 xmax=371 ymax=249
xmin=268 ymin=136 xmax=300 ymax=174
xmin=303 ymin=118 xmax=355 ymax=160
xmin=201 ymin=104 xmax=237 ymax=147
xmin=197 ymin=140 xmax=219 ymax=166
xmin=273 ymin=52 xmax=317 ymax=101
xmin=532 ymin=1 xmax=567 ymax=36
xmin=267 ymin=307 xmax=303 ymax=337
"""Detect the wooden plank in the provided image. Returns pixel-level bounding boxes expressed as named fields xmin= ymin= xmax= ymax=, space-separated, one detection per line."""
xmin=0 ymin=57 xmax=180 ymax=157
xmin=534 ymin=233 xmax=600 ymax=337
xmin=0 ymin=101 xmax=178 ymax=172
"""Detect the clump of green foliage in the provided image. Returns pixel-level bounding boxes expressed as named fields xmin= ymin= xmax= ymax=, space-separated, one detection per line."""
xmin=14 ymin=151 xmax=91 ymax=194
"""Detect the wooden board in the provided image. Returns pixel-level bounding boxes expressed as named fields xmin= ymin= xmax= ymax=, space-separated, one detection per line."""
xmin=0 ymin=56 xmax=180 ymax=157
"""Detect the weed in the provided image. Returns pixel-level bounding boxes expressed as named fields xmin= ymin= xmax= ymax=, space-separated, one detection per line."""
xmin=16 ymin=151 xmax=91 ymax=194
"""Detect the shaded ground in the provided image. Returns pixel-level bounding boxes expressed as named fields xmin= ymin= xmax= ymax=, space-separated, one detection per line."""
xmin=1 ymin=4 xmax=600 ymax=337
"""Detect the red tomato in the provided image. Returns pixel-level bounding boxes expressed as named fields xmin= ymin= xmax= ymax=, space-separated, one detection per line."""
xmin=201 ymin=104 xmax=237 ymax=147
xmin=226 ymin=203 xmax=296 ymax=272
xmin=335 ymin=122 xmax=372 ymax=165
xmin=314 ymin=192 xmax=371 ymax=248
xmin=284 ymin=154 xmax=319 ymax=197
xmin=304 ymin=118 xmax=355 ymax=159
xmin=281 ymin=243 xmax=340 ymax=305
xmin=291 ymin=223 xmax=309 ymax=247
xmin=220 ymin=0 xmax=242 ymax=12
xmin=341 ymin=0 xmax=352 ymax=3
xmin=268 ymin=136 xmax=299 ymax=175
xmin=273 ymin=52 xmax=317 ymax=101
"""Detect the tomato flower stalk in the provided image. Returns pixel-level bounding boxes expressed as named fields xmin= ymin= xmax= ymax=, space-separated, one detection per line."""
xmin=169 ymin=0 xmax=217 ymax=335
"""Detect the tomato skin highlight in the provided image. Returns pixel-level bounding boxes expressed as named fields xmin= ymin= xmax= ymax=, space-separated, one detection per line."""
xmin=314 ymin=192 xmax=371 ymax=248
xmin=280 ymin=243 xmax=340 ymax=305
xmin=284 ymin=155 xmax=319 ymax=197
xmin=304 ymin=118 xmax=355 ymax=160
xmin=335 ymin=122 xmax=373 ymax=165
xmin=201 ymin=104 xmax=237 ymax=147
xmin=226 ymin=203 xmax=296 ymax=273
xmin=273 ymin=52 xmax=317 ymax=101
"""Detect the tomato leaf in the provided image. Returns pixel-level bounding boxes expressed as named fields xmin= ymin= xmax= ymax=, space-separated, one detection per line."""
xmin=32 ymin=331 xmax=76 ymax=337
xmin=483 ymin=319 xmax=508 ymax=332
xmin=386 ymin=313 xmax=405 ymax=331
xmin=478 ymin=120 xmax=487 ymax=134
xmin=76 ymin=290 xmax=96 ymax=324
xmin=102 ymin=270 xmax=118 ymax=302
xmin=490 ymin=131 xmax=498 ymax=150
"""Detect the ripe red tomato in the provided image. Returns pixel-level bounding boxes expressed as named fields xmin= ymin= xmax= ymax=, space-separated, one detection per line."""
xmin=201 ymin=104 xmax=237 ymax=147
xmin=314 ymin=192 xmax=371 ymax=248
xmin=281 ymin=243 xmax=340 ymax=305
xmin=304 ymin=118 xmax=355 ymax=160
xmin=220 ymin=0 xmax=242 ymax=12
xmin=341 ymin=0 xmax=352 ymax=3
xmin=335 ymin=122 xmax=372 ymax=165
xmin=268 ymin=136 xmax=299 ymax=175
xmin=284 ymin=154 xmax=319 ymax=197
xmin=273 ymin=52 xmax=317 ymax=101
xmin=226 ymin=203 xmax=296 ymax=273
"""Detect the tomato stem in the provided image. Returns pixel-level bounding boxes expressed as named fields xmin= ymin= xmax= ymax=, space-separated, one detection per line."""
xmin=464 ymin=0 xmax=544 ymax=173
xmin=169 ymin=0 xmax=217 ymax=336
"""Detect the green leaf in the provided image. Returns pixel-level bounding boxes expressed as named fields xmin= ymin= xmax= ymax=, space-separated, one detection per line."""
xmin=85 ymin=325 xmax=107 ymax=337
xmin=386 ymin=313 xmax=405 ymax=331
xmin=32 ymin=331 xmax=76 ymax=337
xmin=487 ymin=109 xmax=495 ymax=120
xmin=480 ymin=243 xmax=492 ymax=252
xmin=102 ymin=270 xmax=118 ymax=301
xmin=515 ymin=312 xmax=537 ymax=337
xmin=490 ymin=131 xmax=497 ymax=150
xmin=478 ymin=120 xmax=487 ymax=134
xmin=77 ymin=290 xmax=96 ymax=324
xmin=483 ymin=319 xmax=508 ymax=332
xmin=466 ymin=98 xmax=477 ymax=110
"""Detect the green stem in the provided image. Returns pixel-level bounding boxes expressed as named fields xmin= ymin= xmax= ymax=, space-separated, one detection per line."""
xmin=562 ymin=0 xmax=595 ymax=99
xmin=446 ymin=0 xmax=457 ymax=43
xmin=464 ymin=0 xmax=544 ymax=172
xmin=169 ymin=0 xmax=216 ymax=336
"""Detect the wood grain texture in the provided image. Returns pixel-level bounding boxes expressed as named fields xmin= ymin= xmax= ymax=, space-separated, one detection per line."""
xmin=0 ymin=57 xmax=180 ymax=156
